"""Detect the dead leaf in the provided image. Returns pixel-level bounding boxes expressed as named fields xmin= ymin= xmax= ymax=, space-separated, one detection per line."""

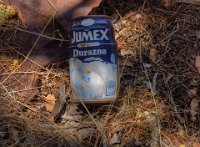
xmin=110 ymin=133 xmax=121 ymax=145
xmin=149 ymin=48 xmax=157 ymax=62
xmin=195 ymin=56 xmax=200 ymax=73
xmin=187 ymin=88 xmax=197 ymax=98
xmin=120 ymin=49 xmax=136 ymax=56
xmin=49 ymin=116 xmax=55 ymax=122
xmin=77 ymin=128 xmax=95 ymax=142
xmin=193 ymin=142 xmax=200 ymax=147
xmin=183 ymin=88 xmax=197 ymax=103
xmin=190 ymin=98 xmax=199 ymax=121
xmin=45 ymin=94 xmax=56 ymax=112
xmin=177 ymin=130 xmax=186 ymax=138
xmin=119 ymin=59 xmax=133 ymax=67
xmin=172 ymin=138 xmax=182 ymax=147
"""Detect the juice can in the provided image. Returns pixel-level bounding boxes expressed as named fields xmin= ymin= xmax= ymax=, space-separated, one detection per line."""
xmin=69 ymin=15 xmax=118 ymax=103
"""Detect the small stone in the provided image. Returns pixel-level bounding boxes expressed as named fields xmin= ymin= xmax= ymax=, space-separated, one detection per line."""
xmin=135 ymin=14 xmax=142 ymax=20
xmin=0 ymin=132 xmax=6 ymax=138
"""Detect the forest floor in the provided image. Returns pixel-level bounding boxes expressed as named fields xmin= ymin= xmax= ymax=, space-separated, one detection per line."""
xmin=0 ymin=0 xmax=200 ymax=146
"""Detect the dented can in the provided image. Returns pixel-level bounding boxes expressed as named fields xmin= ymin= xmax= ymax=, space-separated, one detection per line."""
xmin=69 ymin=15 xmax=118 ymax=103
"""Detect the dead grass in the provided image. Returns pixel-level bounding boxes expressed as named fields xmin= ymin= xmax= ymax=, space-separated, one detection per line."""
xmin=0 ymin=0 xmax=200 ymax=146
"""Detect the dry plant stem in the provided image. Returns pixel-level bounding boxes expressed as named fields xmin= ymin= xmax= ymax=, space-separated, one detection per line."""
xmin=109 ymin=2 xmax=122 ymax=20
xmin=73 ymin=89 xmax=110 ymax=146
xmin=94 ymin=48 xmax=126 ymax=147
xmin=47 ymin=0 xmax=58 ymax=11
xmin=119 ymin=57 xmax=130 ymax=92
xmin=152 ymin=73 xmax=159 ymax=96
xmin=15 ymin=27 xmax=69 ymax=42
xmin=142 ymin=0 xmax=148 ymax=10
xmin=1 ymin=85 xmax=38 ymax=112
xmin=37 ymin=134 xmax=61 ymax=147
xmin=8 ymin=87 xmax=40 ymax=94
xmin=159 ymin=24 xmax=179 ymax=47
xmin=93 ymin=102 xmax=115 ymax=147
xmin=93 ymin=56 xmax=127 ymax=146
xmin=176 ymin=0 xmax=200 ymax=5
xmin=1 ymin=85 xmax=80 ymax=146
xmin=160 ymin=131 xmax=174 ymax=146
xmin=0 ymin=42 xmax=48 ymax=71
xmin=39 ymin=120 xmax=81 ymax=146
xmin=0 ymin=1 xmax=199 ymax=146
xmin=150 ymin=117 xmax=160 ymax=147
xmin=1 ymin=72 xmax=41 ymax=76
xmin=154 ymin=64 xmax=190 ymax=128
xmin=51 ymin=83 xmax=66 ymax=117
xmin=142 ymin=59 xmax=162 ymax=146
xmin=136 ymin=19 xmax=162 ymax=145
xmin=0 ymin=11 xmax=56 ymax=86
xmin=152 ymin=15 xmax=188 ymax=130
xmin=169 ymin=92 xmax=185 ymax=128
xmin=0 ymin=61 xmax=40 ymax=99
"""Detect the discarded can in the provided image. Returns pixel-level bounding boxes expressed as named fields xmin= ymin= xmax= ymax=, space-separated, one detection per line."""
xmin=69 ymin=15 xmax=118 ymax=103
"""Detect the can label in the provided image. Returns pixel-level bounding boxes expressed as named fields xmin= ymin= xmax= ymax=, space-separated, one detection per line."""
xmin=69 ymin=16 xmax=118 ymax=102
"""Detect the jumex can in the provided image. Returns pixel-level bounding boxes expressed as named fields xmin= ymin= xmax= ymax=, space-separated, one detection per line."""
xmin=69 ymin=15 xmax=118 ymax=103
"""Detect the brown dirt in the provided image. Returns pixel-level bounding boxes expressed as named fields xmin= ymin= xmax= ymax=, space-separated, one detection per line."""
xmin=0 ymin=0 xmax=200 ymax=146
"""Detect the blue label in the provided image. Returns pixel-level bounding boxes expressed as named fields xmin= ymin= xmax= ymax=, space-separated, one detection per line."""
xmin=70 ymin=17 xmax=115 ymax=45
xmin=69 ymin=44 xmax=117 ymax=64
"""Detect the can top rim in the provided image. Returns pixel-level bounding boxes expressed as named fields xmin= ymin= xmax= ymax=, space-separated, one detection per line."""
xmin=73 ymin=15 xmax=112 ymax=21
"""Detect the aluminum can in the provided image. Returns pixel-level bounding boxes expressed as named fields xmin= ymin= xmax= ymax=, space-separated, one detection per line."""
xmin=69 ymin=15 xmax=118 ymax=103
